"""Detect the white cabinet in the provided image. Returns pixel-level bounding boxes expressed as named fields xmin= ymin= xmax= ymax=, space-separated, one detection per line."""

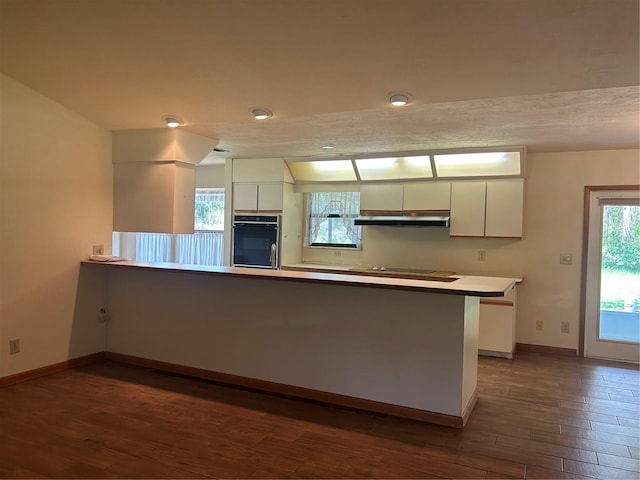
xmin=450 ymin=179 xmax=524 ymax=238
xmin=233 ymin=183 xmax=259 ymax=211
xmin=258 ymin=183 xmax=284 ymax=212
xmin=232 ymin=158 xmax=288 ymax=183
xmin=485 ymin=179 xmax=524 ymax=238
xmin=233 ymin=183 xmax=283 ymax=213
xmin=403 ymin=182 xmax=451 ymax=212
xmin=360 ymin=184 xmax=403 ymax=212
xmin=360 ymin=182 xmax=451 ymax=213
xmin=479 ymin=287 xmax=517 ymax=359
xmin=450 ymin=182 xmax=486 ymax=237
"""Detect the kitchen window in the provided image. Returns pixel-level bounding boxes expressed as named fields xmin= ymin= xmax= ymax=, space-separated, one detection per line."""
xmin=113 ymin=188 xmax=225 ymax=265
xmin=306 ymin=191 xmax=361 ymax=248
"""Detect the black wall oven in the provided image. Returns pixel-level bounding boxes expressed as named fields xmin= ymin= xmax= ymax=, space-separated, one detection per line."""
xmin=232 ymin=214 xmax=280 ymax=269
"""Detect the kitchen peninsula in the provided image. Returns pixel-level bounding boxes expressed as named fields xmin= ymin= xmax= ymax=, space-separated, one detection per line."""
xmin=82 ymin=261 xmax=516 ymax=428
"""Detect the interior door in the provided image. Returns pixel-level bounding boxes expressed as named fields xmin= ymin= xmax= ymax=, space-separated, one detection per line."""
xmin=583 ymin=188 xmax=640 ymax=363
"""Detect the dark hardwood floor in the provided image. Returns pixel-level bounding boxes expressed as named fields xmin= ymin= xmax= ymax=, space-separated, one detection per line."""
xmin=0 ymin=352 xmax=638 ymax=479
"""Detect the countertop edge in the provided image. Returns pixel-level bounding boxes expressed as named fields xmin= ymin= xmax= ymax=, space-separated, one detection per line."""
xmin=81 ymin=260 xmax=515 ymax=297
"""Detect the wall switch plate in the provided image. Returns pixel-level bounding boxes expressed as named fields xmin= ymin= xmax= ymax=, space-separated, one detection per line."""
xmin=536 ymin=320 xmax=544 ymax=331
xmin=9 ymin=338 xmax=20 ymax=355
xmin=561 ymin=321 xmax=570 ymax=333
xmin=560 ymin=254 xmax=573 ymax=265
xmin=478 ymin=250 xmax=486 ymax=261
xmin=93 ymin=244 xmax=104 ymax=255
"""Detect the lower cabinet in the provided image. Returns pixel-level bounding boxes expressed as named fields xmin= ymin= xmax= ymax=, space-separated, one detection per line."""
xmin=479 ymin=287 xmax=517 ymax=359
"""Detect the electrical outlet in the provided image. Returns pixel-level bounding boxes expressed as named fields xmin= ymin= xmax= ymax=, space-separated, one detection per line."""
xmin=9 ymin=338 xmax=20 ymax=355
xmin=333 ymin=251 xmax=341 ymax=257
xmin=478 ymin=250 xmax=486 ymax=261
xmin=93 ymin=244 xmax=104 ymax=255
xmin=561 ymin=321 xmax=570 ymax=334
xmin=536 ymin=320 xmax=544 ymax=331
xmin=559 ymin=254 xmax=573 ymax=265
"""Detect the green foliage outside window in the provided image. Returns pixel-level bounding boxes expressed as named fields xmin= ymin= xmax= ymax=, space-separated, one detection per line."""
xmin=194 ymin=189 xmax=224 ymax=231
xmin=602 ymin=206 xmax=640 ymax=272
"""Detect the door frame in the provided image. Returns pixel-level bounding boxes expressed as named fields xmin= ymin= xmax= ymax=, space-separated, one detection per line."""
xmin=579 ymin=185 xmax=640 ymax=357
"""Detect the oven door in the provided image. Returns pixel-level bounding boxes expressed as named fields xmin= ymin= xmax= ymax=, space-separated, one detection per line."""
xmin=232 ymin=223 xmax=279 ymax=268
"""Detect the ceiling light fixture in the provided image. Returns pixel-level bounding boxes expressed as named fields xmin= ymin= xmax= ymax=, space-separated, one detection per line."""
xmin=163 ymin=115 xmax=181 ymax=128
xmin=389 ymin=92 xmax=412 ymax=107
xmin=322 ymin=145 xmax=335 ymax=149
xmin=250 ymin=108 xmax=273 ymax=120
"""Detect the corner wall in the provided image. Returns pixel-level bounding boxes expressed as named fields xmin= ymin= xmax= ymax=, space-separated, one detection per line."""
xmin=302 ymin=149 xmax=640 ymax=351
xmin=0 ymin=73 xmax=113 ymax=378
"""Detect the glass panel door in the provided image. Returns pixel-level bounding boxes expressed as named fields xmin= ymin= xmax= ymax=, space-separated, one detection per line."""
xmin=584 ymin=190 xmax=640 ymax=363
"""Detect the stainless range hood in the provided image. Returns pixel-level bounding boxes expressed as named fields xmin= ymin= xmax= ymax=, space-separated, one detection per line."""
xmin=354 ymin=215 xmax=450 ymax=227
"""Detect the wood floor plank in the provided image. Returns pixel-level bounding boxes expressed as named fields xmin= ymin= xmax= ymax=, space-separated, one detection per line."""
xmin=597 ymin=452 xmax=640 ymax=472
xmin=563 ymin=458 xmax=640 ymax=479
xmin=529 ymin=430 xmax=632 ymax=458
xmin=0 ymin=351 xmax=638 ymax=479
xmin=495 ymin=434 xmax=598 ymax=464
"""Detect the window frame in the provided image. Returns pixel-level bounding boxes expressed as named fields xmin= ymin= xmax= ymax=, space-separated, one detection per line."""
xmin=306 ymin=192 xmax=362 ymax=249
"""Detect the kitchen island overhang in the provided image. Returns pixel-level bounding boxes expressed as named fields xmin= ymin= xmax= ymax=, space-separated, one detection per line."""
xmin=82 ymin=261 xmax=516 ymax=428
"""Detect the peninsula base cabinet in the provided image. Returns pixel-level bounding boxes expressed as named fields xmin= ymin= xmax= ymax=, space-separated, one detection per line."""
xmin=478 ymin=287 xmax=517 ymax=359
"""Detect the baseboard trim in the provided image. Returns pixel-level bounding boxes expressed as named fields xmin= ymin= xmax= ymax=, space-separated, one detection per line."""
xmin=461 ymin=388 xmax=479 ymax=427
xmin=105 ymin=352 xmax=468 ymax=428
xmin=0 ymin=352 xmax=105 ymax=387
xmin=516 ymin=343 xmax=577 ymax=357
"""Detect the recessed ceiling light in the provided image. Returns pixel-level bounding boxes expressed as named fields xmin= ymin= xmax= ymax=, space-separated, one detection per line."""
xmin=163 ymin=115 xmax=181 ymax=128
xmin=389 ymin=92 xmax=412 ymax=107
xmin=250 ymin=107 xmax=273 ymax=120
xmin=322 ymin=145 xmax=335 ymax=149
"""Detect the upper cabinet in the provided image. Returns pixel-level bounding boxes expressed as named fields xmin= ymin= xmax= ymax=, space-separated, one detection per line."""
xmin=450 ymin=179 xmax=524 ymax=238
xmin=233 ymin=183 xmax=284 ymax=213
xmin=403 ymin=182 xmax=451 ymax=212
xmin=485 ymin=179 xmax=524 ymax=238
xmin=450 ymin=182 xmax=486 ymax=237
xmin=232 ymin=158 xmax=293 ymax=213
xmin=360 ymin=182 xmax=451 ymax=213
xmin=233 ymin=158 xmax=292 ymax=183
xmin=360 ymin=184 xmax=404 ymax=212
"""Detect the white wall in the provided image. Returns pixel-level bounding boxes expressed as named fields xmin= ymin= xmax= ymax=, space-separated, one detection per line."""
xmin=195 ymin=164 xmax=225 ymax=188
xmin=302 ymin=150 xmax=640 ymax=351
xmin=0 ymin=73 xmax=112 ymax=378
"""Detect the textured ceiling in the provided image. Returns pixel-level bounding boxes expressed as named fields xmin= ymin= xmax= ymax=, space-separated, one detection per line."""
xmin=1 ymin=0 xmax=638 ymax=165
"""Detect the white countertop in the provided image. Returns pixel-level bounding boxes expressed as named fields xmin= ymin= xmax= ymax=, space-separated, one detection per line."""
xmin=82 ymin=260 xmax=516 ymax=297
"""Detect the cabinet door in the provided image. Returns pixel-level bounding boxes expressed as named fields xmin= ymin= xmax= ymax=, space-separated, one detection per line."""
xmin=485 ymin=179 xmax=524 ymax=238
xmin=258 ymin=183 xmax=283 ymax=212
xmin=450 ymin=182 xmax=486 ymax=237
xmin=360 ymin=184 xmax=403 ymax=212
xmin=233 ymin=183 xmax=258 ymax=212
xmin=478 ymin=288 xmax=516 ymax=358
xmin=233 ymin=158 xmax=285 ymax=182
xmin=478 ymin=302 xmax=515 ymax=356
xmin=403 ymin=182 xmax=451 ymax=212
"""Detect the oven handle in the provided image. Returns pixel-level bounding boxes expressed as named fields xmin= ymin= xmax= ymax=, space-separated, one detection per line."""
xmin=269 ymin=243 xmax=277 ymax=269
